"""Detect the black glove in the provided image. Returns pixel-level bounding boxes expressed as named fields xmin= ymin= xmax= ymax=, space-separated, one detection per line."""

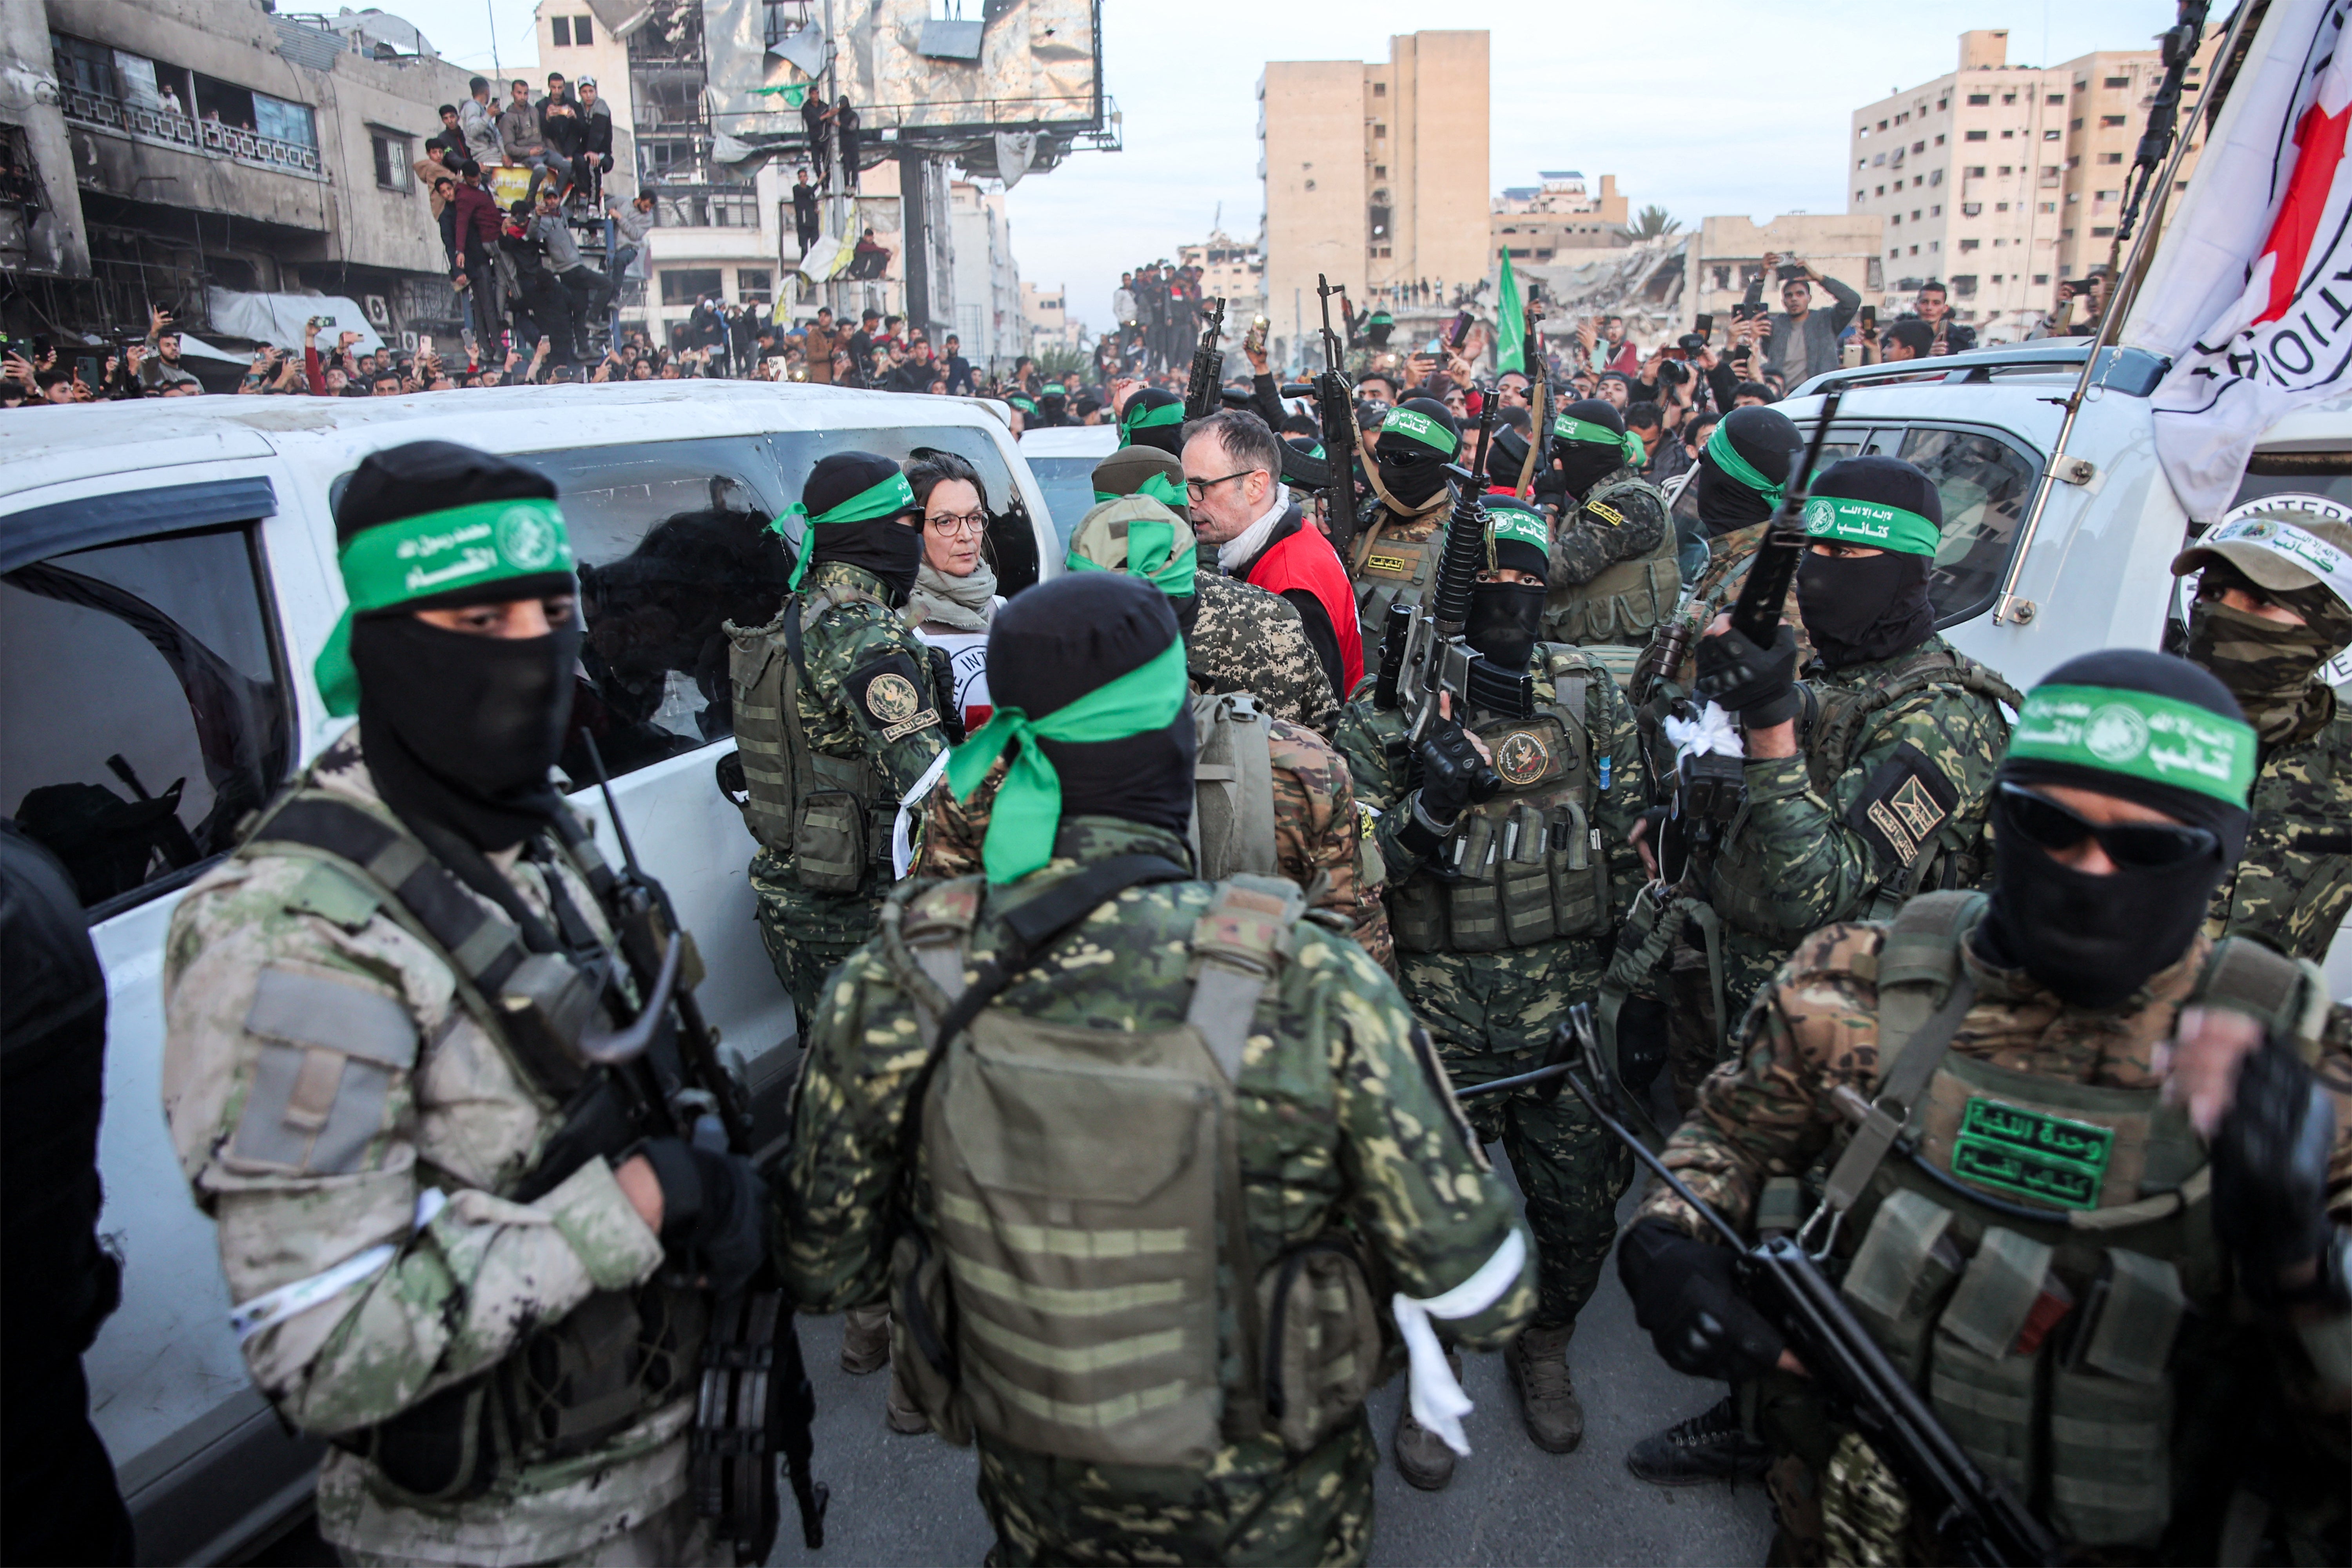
xmin=1616 ymin=994 xmax=1671 ymax=1093
xmin=1693 ymin=621 xmax=1800 ymax=728
xmin=2210 ymin=1044 xmax=2341 ymax=1309
xmin=1414 ymin=717 xmax=1498 ymax=826
xmin=637 ymin=1137 xmax=769 ymax=1298
xmin=1618 ymin=1218 xmax=1786 ymax=1382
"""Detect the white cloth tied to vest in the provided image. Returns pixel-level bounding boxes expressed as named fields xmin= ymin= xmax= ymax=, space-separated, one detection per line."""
xmin=1664 ymin=700 xmax=1745 ymax=766
xmin=1390 ymin=1227 xmax=1528 ymax=1456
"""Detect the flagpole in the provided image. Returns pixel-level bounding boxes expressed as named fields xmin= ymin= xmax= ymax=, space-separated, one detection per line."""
xmin=1989 ymin=0 xmax=2257 ymax=627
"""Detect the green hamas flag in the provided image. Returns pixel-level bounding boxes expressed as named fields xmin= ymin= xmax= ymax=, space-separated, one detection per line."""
xmin=1496 ymin=248 xmax=1525 ymax=376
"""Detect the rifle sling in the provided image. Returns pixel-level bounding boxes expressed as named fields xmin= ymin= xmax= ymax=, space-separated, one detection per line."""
xmin=1818 ymin=974 xmax=1978 ymax=1217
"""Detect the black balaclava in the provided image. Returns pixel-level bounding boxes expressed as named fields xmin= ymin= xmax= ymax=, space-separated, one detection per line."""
xmin=1119 ymin=387 xmax=1188 ymax=456
xmin=340 ymin=442 xmax=581 ymax=853
xmin=1485 ymin=422 xmax=1533 ymax=489
xmin=1693 ymin=405 xmax=1802 ymax=537
xmin=1374 ymin=397 xmax=1460 ymax=508
xmin=1465 ymin=500 xmax=1550 ymax=674
xmin=1978 ymin=650 xmax=2254 ymax=1008
xmin=1795 ymin=455 xmax=1942 ymax=669
xmin=987 ymin=572 xmax=1198 ymax=843
xmin=1551 ymin=398 xmax=1631 ymax=500
xmin=801 ymin=450 xmax=922 ymax=606
xmin=2183 ymin=556 xmax=2352 ymax=748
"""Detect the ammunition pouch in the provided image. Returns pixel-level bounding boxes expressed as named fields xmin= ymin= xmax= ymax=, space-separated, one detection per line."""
xmin=1258 ymin=1234 xmax=1396 ymax=1455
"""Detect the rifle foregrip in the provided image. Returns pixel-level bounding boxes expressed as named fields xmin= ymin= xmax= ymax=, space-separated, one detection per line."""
xmin=1432 ymin=485 xmax=1489 ymax=632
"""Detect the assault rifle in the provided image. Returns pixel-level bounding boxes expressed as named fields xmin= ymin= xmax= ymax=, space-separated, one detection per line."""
xmin=1372 ymin=394 xmax=1533 ymax=751
xmin=579 ymin=735 xmax=828 ymax=1563
xmin=1278 ymin=273 xmax=1369 ymax=560
xmin=1184 ymin=294 xmax=1227 ymax=420
xmin=1513 ymin=1006 xmax=2060 ymax=1568
xmin=1515 ymin=296 xmax=1549 ymax=497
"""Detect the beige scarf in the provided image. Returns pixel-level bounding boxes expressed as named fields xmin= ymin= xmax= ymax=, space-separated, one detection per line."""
xmin=907 ymin=557 xmax=998 ymax=632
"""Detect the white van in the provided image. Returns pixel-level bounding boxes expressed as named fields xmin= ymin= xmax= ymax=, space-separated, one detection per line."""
xmin=1769 ymin=340 xmax=2351 ymax=986
xmin=0 ymin=381 xmax=1056 ymax=1564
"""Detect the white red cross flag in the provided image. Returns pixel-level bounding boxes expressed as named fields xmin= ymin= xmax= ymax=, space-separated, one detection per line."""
xmin=2130 ymin=0 xmax=2352 ymax=521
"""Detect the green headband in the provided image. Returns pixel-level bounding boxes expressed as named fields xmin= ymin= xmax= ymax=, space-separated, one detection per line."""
xmin=777 ymin=471 xmax=917 ymax=589
xmin=2008 ymin=684 xmax=2258 ymax=807
xmin=1703 ymin=422 xmax=1785 ymax=506
xmin=1010 ymin=395 xmax=1038 ymax=414
xmin=1067 ymin=517 xmax=1198 ymax=598
xmin=947 ymin=636 xmax=1192 ymax=882
xmin=1488 ymin=505 xmax=1549 ymax=556
xmin=1120 ymin=400 xmax=1186 ymax=442
xmin=1554 ymin=414 xmax=1645 ymax=469
xmin=1380 ymin=407 xmax=1459 ymax=456
xmin=1802 ymin=495 xmax=1941 ymax=557
xmin=314 ymin=497 xmax=574 ymax=717
xmin=1092 ymin=470 xmax=1190 ymax=510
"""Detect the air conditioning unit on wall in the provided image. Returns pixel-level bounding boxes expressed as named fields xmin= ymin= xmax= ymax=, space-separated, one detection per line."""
xmin=365 ymin=295 xmax=391 ymax=328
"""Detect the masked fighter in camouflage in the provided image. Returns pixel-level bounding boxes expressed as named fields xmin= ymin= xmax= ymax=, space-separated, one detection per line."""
xmin=1334 ymin=500 xmax=1648 ymax=1487
xmin=163 ymin=443 xmax=765 ymax=1565
xmin=777 ymin=571 xmax=1534 ymax=1566
xmin=1624 ymin=648 xmax=2351 ymax=1566
xmin=2171 ymin=507 xmax=2352 ymax=962
xmin=1534 ymin=399 xmax=1677 ymax=649
xmin=728 ymin=452 xmax=948 ymax=1032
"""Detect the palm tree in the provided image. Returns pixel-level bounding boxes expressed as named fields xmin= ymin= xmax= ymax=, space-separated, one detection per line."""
xmin=1624 ymin=205 xmax=1682 ymax=242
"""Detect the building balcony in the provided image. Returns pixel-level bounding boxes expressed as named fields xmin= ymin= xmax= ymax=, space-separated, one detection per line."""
xmin=60 ymin=85 xmax=325 ymax=180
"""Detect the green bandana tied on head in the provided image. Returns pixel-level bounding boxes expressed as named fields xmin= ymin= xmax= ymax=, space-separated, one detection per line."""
xmin=1068 ymin=518 xmax=1198 ymax=597
xmin=775 ymin=470 xmax=917 ymax=589
xmin=1009 ymin=395 xmax=1038 ymax=416
xmin=1704 ymin=421 xmax=1785 ymax=506
xmin=2008 ymin=684 xmax=2258 ymax=807
xmin=1093 ymin=470 xmax=1190 ymax=510
xmin=1487 ymin=503 xmax=1549 ymax=556
xmin=1381 ymin=407 xmax=1459 ymax=456
xmin=1554 ymin=413 xmax=1646 ymax=470
xmin=314 ymin=496 xmax=574 ymax=717
xmin=1119 ymin=399 xmax=1186 ymax=443
xmin=1802 ymin=494 xmax=1941 ymax=557
xmin=947 ymin=636 xmax=1192 ymax=882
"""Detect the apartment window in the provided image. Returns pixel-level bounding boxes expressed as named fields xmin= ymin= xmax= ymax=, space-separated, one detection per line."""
xmin=370 ymin=128 xmax=410 ymax=189
xmin=1376 ymin=246 xmax=1391 ymax=258
xmin=2047 ymin=93 xmax=2065 ymax=105
xmin=2071 ymin=117 xmax=2084 ymax=129
xmin=1964 ymin=165 xmax=1986 ymax=177
xmin=2067 ymin=191 xmax=2080 ymax=203
xmin=2040 ymin=201 xmax=2055 ymax=212
xmin=2091 ymin=226 xmax=2116 ymax=237
xmin=2000 ymin=129 xmax=2014 ymax=139
xmin=660 ymin=268 xmax=724 ymax=305
xmin=1857 ymin=158 xmax=1868 ymax=170
xmin=1911 ymin=209 xmax=1921 ymax=220
xmin=1372 ymin=123 xmax=1386 ymax=137
xmin=1995 ymin=201 xmax=2009 ymax=211
xmin=1372 ymin=81 xmax=1386 ymax=96
xmin=2044 ymin=129 xmax=2062 ymax=140
xmin=1934 ymin=134 xmax=1945 ymax=145
xmin=1962 ymin=202 xmax=1982 ymax=216
xmin=1892 ymin=213 xmax=1902 ymax=225
xmin=1875 ymin=184 xmax=1884 ymax=195
xmin=1889 ymin=248 xmax=1899 ymax=259
xmin=1950 ymin=275 xmax=1977 ymax=298
xmin=1373 ymin=164 xmax=1386 ymax=178
xmin=2002 ymin=92 xmax=2017 ymax=105
xmin=1856 ymin=189 xmax=1867 ymax=203
xmin=1913 ymin=141 xmax=1925 ymax=152
xmin=1998 ymin=165 xmax=2013 ymax=175
xmin=2033 ymin=273 xmax=2049 ymax=284
xmin=1873 ymin=152 xmax=1885 ymax=166
xmin=735 ymin=267 xmax=771 ymax=303
xmin=2095 ymin=189 xmax=2119 ymax=203
xmin=1967 ymin=93 xmax=1991 ymax=105
xmin=1877 ymin=119 xmax=1888 ymax=131
xmin=573 ymin=13 xmax=593 ymax=44
xmin=1915 ymin=175 xmax=1925 ymax=186
xmin=1909 ymin=245 xmax=1919 ymax=255
xmin=1931 ymin=205 xmax=1942 ymax=216
xmin=1896 ymin=112 xmax=1908 ymax=124
xmin=1936 ymin=97 xmax=1947 ymax=110
xmin=2103 ymin=76 xmax=2127 ymax=89
xmin=1965 ymin=130 xmax=1988 ymax=142
xmin=2102 ymin=114 xmax=2126 ymax=127
xmin=2100 ymin=151 xmax=2123 ymax=164
xmin=552 ymin=15 xmax=569 ymax=44
xmin=1959 ymin=238 xmax=1981 ymax=252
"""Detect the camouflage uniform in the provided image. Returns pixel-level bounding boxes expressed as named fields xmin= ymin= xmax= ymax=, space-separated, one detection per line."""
xmin=1345 ymin=482 xmax=1456 ymax=655
xmin=1641 ymin=911 xmax=2352 ymax=1564
xmin=731 ymin=559 xmax=948 ymax=1026
xmin=1334 ymin=651 xmax=1650 ymax=1329
xmin=2207 ymin=696 xmax=2352 ymax=964
xmin=914 ymin=713 xmax=1394 ymax=973
xmin=776 ymin=816 xmax=1536 ymax=1566
xmin=1539 ymin=462 xmax=1677 ymax=649
xmin=162 ymin=734 xmax=713 ymax=1566
xmin=1189 ymin=571 xmax=1341 ymax=734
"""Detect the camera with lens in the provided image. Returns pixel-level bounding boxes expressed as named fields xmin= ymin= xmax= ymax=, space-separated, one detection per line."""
xmin=1656 ymin=358 xmax=1690 ymax=387
xmin=1677 ymin=333 xmax=1708 ymax=358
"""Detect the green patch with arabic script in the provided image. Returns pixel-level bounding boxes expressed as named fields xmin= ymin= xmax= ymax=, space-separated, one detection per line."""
xmin=1948 ymin=1096 xmax=2113 ymax=1211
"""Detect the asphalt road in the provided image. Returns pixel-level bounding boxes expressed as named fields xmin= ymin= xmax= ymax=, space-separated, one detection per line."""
xmin=766 ymin=1153 xmax=1774 ymax=1568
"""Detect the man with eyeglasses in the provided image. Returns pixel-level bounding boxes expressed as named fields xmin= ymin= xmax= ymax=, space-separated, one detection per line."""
xmin=1617 ymin=456 xmax=2016 ymax=1488
xmin=1621 ymin=645 xmax=2352 ymax=1568
xmin=1181 ymin=410 xmax=1362 ymax=704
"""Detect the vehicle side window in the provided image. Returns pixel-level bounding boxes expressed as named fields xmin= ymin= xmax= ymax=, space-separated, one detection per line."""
xmin=1024 ymin=457 xmax=1099 ymax=557
xmin=1 ymin=524 xmax=292 ymax=913
xmin=516 ymin=438 xmax=792 ymax=781
xmin=1896 ymin=427 xmax=2037 ymax=626
xmin=768 ymin=426 xmax=1040 ymax=596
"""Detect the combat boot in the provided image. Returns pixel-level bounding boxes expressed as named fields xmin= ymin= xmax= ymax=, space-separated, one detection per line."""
xmin=1625 ymin=1394 xmax=1769 ymax=1485
xmin=1506 ymin=1322 xmax=1583 ymax=1453
xmin=884 ymin=1362 xmax=930 ymax=1435
xmin=841 ymin=1302 xmax=890 ymax=1376
xmin=1390 ymin=1349 xmax=1463 ymax=1490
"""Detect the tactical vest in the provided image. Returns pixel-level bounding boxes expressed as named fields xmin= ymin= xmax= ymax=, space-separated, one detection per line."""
xmin=1813 ymin=892 xmax=2321 ymax=1553
xmin=1383 ymin=645 xmax=1615 ymax=954
xmin=232 ymin=786 xmax=707 ymax=1503
xmin=728 ymin=580 xmax=895 ymax=894
xmin=1541 ymin=477 xmax=1681 ymax=647
xmin=1189 ymin=690 xmax=1278 ymax=882
xmin=1349 ymin=505 xmax=1444 ymax=653
xmin=875 ymin=873 xmax=1392 ymax=1465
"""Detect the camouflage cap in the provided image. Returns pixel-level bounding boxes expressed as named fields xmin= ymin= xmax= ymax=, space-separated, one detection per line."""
xmin=2171 ymin=503 xmax=2352 ymax=613
xmin=1067 ymin=494 xmax=1198 ymax=598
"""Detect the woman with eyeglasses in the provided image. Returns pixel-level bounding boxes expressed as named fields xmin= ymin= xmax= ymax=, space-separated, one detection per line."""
xmin=903 ymin=451 xmax=1002 ymax=732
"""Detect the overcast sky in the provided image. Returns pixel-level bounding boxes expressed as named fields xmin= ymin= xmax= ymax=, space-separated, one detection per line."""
xmin=393 ymin=0 xmax=2180 ymax=330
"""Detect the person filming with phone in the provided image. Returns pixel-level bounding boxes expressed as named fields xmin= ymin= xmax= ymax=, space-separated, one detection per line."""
xmin=1740 ymin=251 xmax=1860 ymax=387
